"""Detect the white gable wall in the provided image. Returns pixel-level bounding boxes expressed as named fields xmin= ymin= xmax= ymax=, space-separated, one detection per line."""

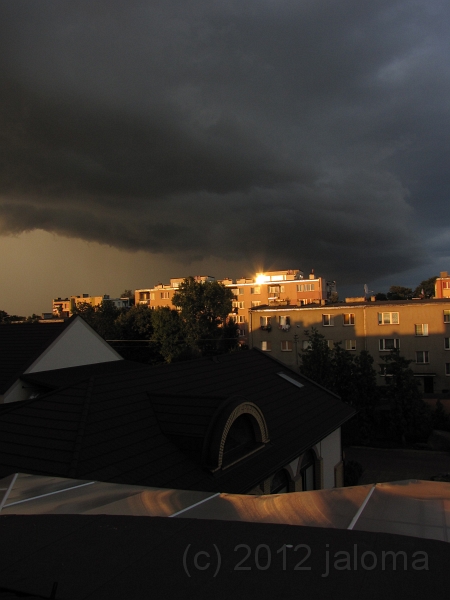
xmin=2 ymin=318 xmax=122 ymax=403
xmin=27 ymin=317 xmax=122 ymax=373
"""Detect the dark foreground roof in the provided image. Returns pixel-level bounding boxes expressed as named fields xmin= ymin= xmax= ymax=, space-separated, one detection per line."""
xmin=0 ymin=350 xmax=355 ymax=493
xmin=0 ymin=320 xmax=71 ymax=394
xmin=0 ymin=514 xmax=446 ymax=600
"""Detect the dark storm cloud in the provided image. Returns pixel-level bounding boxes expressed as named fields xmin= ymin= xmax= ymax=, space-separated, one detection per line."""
xmin=1 ymin=0 xmax=449 ymax=283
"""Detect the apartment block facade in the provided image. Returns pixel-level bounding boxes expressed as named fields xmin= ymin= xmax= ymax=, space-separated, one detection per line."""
xmin=52 ymin=294 xmax=130 ymax=317
xmin=250 ymin=299 xmax=450 ymax=394
xmin=435 ymin=271 xmax=450 ymax=298
xmin=135 ymin=269 xmax=331 ymax=342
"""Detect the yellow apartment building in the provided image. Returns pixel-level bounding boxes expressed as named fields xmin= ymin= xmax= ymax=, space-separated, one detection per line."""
xmin=135 ymin=269 xmax=331 ymax=342
xmin=250 ymin=298 xmax=450 ymax=394
xmin=52 ymin=294 xmax=130 ymax=317
xmin=435 ymin=271 xmax=450 ymax=298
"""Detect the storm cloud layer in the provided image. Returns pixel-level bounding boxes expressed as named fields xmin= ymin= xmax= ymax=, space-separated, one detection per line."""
xmin=1 ymin=0 xmax=449 ymax=283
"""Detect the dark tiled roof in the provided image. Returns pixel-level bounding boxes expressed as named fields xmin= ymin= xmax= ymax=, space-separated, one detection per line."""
xmin=20 ymin=360 xmax=148 ymax=391
xmin=0 ymin=320 xmax=72 ymax=394
xmin=0 ymin=350 xmax=355 ymax=493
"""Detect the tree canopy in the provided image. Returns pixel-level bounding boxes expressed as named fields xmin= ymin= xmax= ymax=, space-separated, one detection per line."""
xmin=413 ymin=276 xmax=437 ymax=298
xmin=172 ymin=276 xmax=237 ymax=355
xmin=300 ymin=328 xmax=379 ymax=444
xmin=386 ymin=286 xmax=413 ymax=300
xmin=380 ymin=349 xmax=432 ymax=443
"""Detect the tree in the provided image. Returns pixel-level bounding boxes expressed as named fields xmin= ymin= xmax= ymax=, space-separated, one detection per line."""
xmin=386 ymin=286 xmax=412 ymax=300
xmin=121 ymin=289 xmax=135 ymax=305
xmin=152 ymin=307 xmax=191 ymax=363
xmin=413 ymin=276 xmax=437 ymax=298
xmin=71 ymin=300 xmax=120 ymax=339
xmin=0 ymin=310 xmax=26 ymax=323
xmin=115 ymin=304 xmax=153 ymax=340
xmin=300 ymin=328 xmax=333 ymax=389
xmin=300 ymin=328 xmax=379 ymax=444
xmin=380 ymin=349 xmax=432 ymax=444
xmin=172 ymin=277 xmax=237 ymax=355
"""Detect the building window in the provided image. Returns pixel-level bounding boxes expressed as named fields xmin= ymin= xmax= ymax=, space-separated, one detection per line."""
xmin=445 ymin=338 xmax=450 ymax=350
xmin=234 ymin=301 xmax=245 ymax=309
xmin=237 ymin=315 xmax=245 ymax=323
xmin=322 ymin=314 xmax=334 ymax=326
xmin=150 ymin=293 xmax=155 ymax=300
xmin=238 ymin=288 xmax=244 ymax=295
xmin=260 ymin=316 xmax=271 ymax=326
xmin=444 ymin=310 xmax=450 ymax=323
xmin=268 ymin=286 xmax=283 ymax=294
xmin=261 ymin=341 xmax=271 ymax=351
xmin=251 ymin=301 xmax=261 ymax=307
xmin=379 ymin=365 xmax=392 ymax=376
xmin=231 ymin=288 xmax=239 ymax=296
xmin=345 ymin=340 xmax=356 ymax=350
xmin=327 ymin=340 xmax=334 ymax=349
xmin=279 ymin=316 xmax=291 ymax=330
xmin=270 ymin=469 xmax=290 ymax=494
xmin=415 ymin=324 xmax=429 ymax=336
xmin=161 ymin=292 xmax=170 ymax=299
xmin=443 ymin=282 xmax=450 ymax=289
xmin=378 ymin=312 xmax=399 ymax=325
xmin=302 ymin=340 xmax=312 ymax=350
xmin=251 ymin=287 xmax=261 ymax=295
xmin=379 ymin=338 xmax=400 ymax=351
xmin=237 ymin=329 xmax=245 ymax=337
xmin=281 ymin=341 xmax=293 ymax=352
xmin=446 ymin=363 xmax=450 ymax=376
xmin=297 ymin=283 xmax=315 ymax=292
xmin=416 ymin=351 xmax=429 ymax=364
xmin=343 ymin=313 xmax=355 ymax=326
xmin=238 ymin=302 xmax=245 ymax=309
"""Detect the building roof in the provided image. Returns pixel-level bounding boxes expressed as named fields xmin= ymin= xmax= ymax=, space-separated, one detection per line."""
xmin=3 ymin=473 xmax=450 ymax=544
xmin=0 ymin=320 xmax=72 ymax=394
xmin=0 ymin=350 xmax=355 ymax=493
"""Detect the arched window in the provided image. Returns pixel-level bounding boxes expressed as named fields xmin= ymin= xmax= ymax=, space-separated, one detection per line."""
xmin=222 ymin=414 xmax=259 ymax=467
xmin=270 ymin=469 xmax=290 ymax=494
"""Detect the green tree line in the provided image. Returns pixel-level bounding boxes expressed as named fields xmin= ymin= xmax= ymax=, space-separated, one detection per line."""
xmin=72 ymin=276 xmax=239 ymax=363
xmin=300 ymin=328 xmax=450 ymax=445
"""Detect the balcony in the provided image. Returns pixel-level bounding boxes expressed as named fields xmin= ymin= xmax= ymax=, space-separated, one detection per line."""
xmin=260 ymin=325 xmax=272 ymax=332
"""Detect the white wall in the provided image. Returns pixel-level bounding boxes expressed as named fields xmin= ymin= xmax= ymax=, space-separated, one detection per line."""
xmin=3 ymin=317 xmax=122 ymax=403
xmin=28 ymin=317 xmax=121 ymax=373
xmin=317 ymin=428 xmax=341 ymax=489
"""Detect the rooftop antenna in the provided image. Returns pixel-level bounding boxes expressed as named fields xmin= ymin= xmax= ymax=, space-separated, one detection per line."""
xmin=364 ymin=284 xmax=374 ymax=299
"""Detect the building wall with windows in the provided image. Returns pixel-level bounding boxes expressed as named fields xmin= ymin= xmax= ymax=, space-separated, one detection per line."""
xmin=135 ymin=270 xmax=330 ymax=343
xmin=435 ymin=271 xmax=450 ymax=298
xmin=52 ymin=294 xmax=130 ymax=317
xmin=250 ymin=299 xmax=450 ymax=394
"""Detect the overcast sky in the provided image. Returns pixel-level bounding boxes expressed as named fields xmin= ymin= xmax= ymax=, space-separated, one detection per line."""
xmin=1 ymin=0 xmax=450 ymax=314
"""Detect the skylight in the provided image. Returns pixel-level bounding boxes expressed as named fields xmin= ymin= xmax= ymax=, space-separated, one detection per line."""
xmin=277 ymin=373 xmax=304 ymax=388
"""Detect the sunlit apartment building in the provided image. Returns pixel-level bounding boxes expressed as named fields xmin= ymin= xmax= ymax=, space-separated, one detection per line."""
xmin=435 ymin=271 xmax=450 ymax=298
xmin=52 ymin=294 xmax=130 ymax=317
xmin=250 ymin=298 xmax=450 ymax=394
xmin=135 ymin=269 xmax=333 ymax=342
